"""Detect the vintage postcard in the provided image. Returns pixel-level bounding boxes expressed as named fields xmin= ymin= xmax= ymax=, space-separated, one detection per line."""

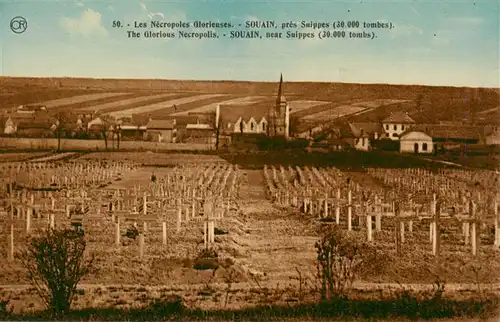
xmin=0 ymin=0 xmax=499 ymax=320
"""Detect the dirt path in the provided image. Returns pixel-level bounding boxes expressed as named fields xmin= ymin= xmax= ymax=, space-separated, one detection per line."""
xmin=232 ymin=170 xmax=318 ymax=283
xmin=27 ymin=152 xmax=80 ymax=162
xmin=2 ymin=282 xmax=499 ymax=293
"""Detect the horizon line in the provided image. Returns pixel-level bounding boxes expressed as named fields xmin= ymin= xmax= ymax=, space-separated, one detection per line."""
xmin=0 ymin=75 xmax=498 ymax=90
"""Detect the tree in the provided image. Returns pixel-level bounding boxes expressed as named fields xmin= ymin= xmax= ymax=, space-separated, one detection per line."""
xmin=288 ymin=115 xmax=300 ymax=137
xmin=112 ymin=122 xmax=122 ymax=150
xmin=98 ymin=116 xmax=114 ymax=150
xmin=215 ymin=116 xmax=222 ymax=150
xmin=315 ymin=225 xmax=369 ymax=300
xmin=100 ymin=123 xmax=108 ymax=150
xmin=17 ymin=228 xmax=95 ymax=317
xmin=52 ymin=111 xmax=72 ymax=152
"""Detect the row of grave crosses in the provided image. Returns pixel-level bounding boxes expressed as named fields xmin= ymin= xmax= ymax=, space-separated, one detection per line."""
xmin=1 ymin=186 xmax=233 ymax=261
xmin=1 ymin=190 xmax=82 ymax=261
xmin=264 ymin=165 xmax=500 ymax=257
xmin=1 ymin=163 xmax=239 ymax=260
xmin=0 ymin=160 xmax=138 ymax=197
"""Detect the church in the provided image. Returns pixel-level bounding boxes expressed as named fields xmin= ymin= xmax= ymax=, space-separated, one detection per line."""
xmin=214 ymin=74 xmax=291 ymax=140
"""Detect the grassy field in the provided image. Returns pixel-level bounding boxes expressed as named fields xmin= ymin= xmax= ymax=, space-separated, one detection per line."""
xmin=1 ymin=77 xmax=498 ymax=129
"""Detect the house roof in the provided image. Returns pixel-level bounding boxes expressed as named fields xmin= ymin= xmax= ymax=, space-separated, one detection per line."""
xmin=147 ymin=119 xmax=175 ymax=130
xmin=120 ymin=124 xmax=145 ymax=131
xmin=186 ymin=124 xmax=213 ymax=130
xmin=348 ymin=122 xmax=383 ymax=138
xmin=402 ymin=124 xmax=484 ymax=141
xmin=382 ymin=111 xmax=416 ymax=124
xmin=328 ymin=137 xmax=350 ymax=145
xmin=16 ymin=117 xmax=54 ymax=130
xmin=484 ymin=125 xmax=500 ymax=136
xmin=130 ymin=114 xmax=151 ymax=126
xmin=165 ymin=115 xmax=198 ymax=127
xmin=6 ymin=114 xmax=35 ymax=124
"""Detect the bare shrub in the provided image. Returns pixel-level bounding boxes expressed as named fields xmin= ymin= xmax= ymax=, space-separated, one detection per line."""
xmin=193 ymin=248 xmax=219 ymax=270
xmin=125 ymin=225 xmax=139 ymax=239
xmin=17 ymin=228 xmax=95 ymax=317
xmin=0 ymin=298 xmax=12 ymax=317
xmin=315 ymin=225 xmax=372 ymax=300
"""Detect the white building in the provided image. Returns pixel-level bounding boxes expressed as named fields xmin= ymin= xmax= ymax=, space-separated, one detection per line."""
xmin=485 ymin=127 xmax=500 ymax=145
xmin=400 ymin=130 xmax=434 ymax=154
xmin=346 ymin=122 xmax=384 ymax=151
xmin=382 ymin=112 xmax=416 ymax=140
xmin=4 ymin=117 xmax=16 ymax=134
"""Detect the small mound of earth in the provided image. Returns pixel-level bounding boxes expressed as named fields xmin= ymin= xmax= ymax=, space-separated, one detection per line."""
xmin=193 ymin=258 xmax=219 ymax=270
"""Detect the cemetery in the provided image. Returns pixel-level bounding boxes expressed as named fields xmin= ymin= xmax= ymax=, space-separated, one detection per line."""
xmin=0 ymin=152 xmax=499 ymax=315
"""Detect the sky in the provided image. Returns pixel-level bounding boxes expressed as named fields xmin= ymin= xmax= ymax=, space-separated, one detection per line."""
xmin=0 ymin=0 xmax=498 ymax=87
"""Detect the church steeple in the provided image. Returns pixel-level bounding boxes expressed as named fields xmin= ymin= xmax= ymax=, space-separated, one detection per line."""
xmin=276 ymin=73 xmax=286 ymax=104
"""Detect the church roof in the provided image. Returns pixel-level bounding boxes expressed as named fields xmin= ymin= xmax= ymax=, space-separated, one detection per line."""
xmin=219 ymin=100 xmax=272 ymax=125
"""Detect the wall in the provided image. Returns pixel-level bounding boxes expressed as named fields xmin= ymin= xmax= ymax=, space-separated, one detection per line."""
xmin=383 ymin=123 xmax=412 ymax=140
xmin=146 ymin=130 xmax=173 ymax=143
xmin=354 ymin=137 xmax=370 ymax=151
xmin=485 ymin=133 xmax=500 ymax=145
xmin=233 ymin=118 xmax=267 ymax=134
xmin=0 ymin=138 xmax=212 ymax=151
xmin=400 ymin=131 xmax=433 ymax=154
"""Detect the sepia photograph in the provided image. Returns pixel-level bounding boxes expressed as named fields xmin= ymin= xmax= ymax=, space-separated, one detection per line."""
xmin=0 ymin=0 xmax=499 ymax=320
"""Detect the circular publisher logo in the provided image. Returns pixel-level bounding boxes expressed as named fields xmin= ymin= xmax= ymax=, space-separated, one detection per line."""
xmin=10 ymin=16 xmax=27 ymax=34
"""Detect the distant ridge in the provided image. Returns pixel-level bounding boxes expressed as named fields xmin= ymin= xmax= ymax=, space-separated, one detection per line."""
xmin=0 ymin=76 xmax=495 ymax=89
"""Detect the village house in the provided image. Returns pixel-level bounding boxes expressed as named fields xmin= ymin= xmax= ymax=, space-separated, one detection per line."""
xmin=146 ymin=119 xmax=176 ymax=143
xmin=484 ymin=126 xmax=500 ymax=145
xmin=343 ymin=122 xmax=384 ymax=151
xmin=310 ymin=136 xmax=350 ymax=152
xmin=165 ymin=114 xmax=212 ymax=143
xmin=16 ymin=104 xmax=47 ymax=114
xmin=117 ymin=122 xmax=147 ymax=141
xmin=382 ymin=111 xmax=416 ymax=140
xmin=8 ymin=114 xmax=55 ymax=138
xmin=3 ymin=117 xmax=18 ymax=135
xmin=3 ymin=113 xmax=55 ymax=137
xmin=399 ymin=124 xmax=485 ymax=154
xmin=3 ymin=105 xmax=52 ymax=135
xmin=399 ymin=130 xmax=434 ymax=154
xmin=87 ymin=117 xmax=108 ymax=139
xmin=182 ymin=112 xmax=216 ymax=144
xmin=184 ymin=123 xmax=216 ymax=144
